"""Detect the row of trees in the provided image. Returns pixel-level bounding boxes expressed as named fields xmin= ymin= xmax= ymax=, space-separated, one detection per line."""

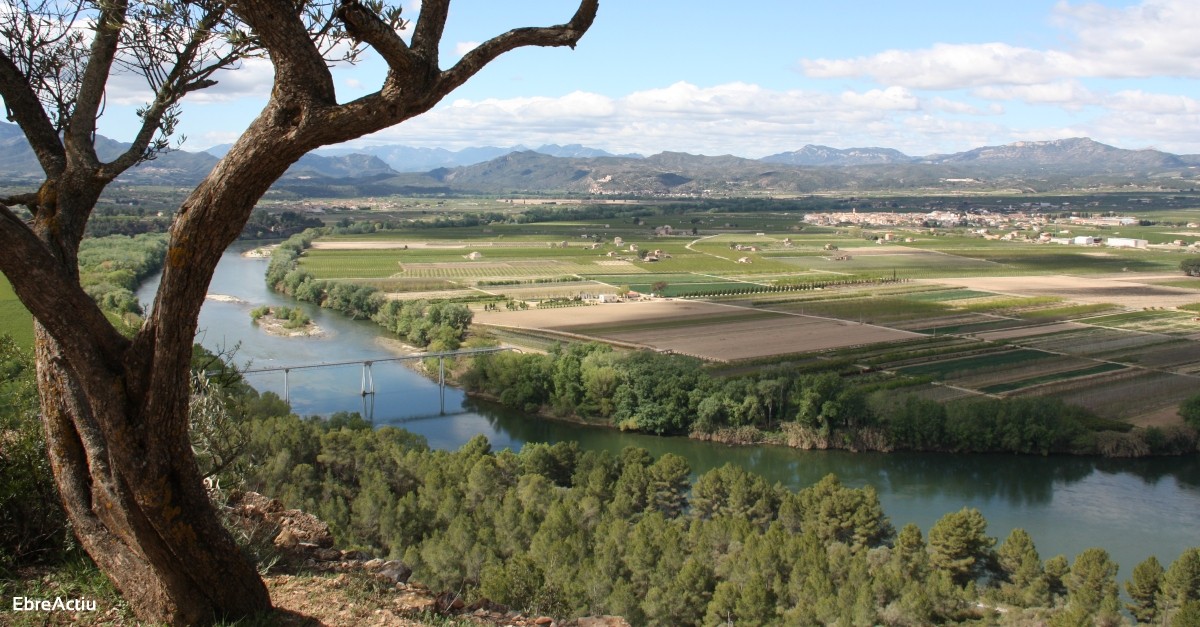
xmin=241 ymin=209 xmax=324 ymax=240
xmin=77 ymin=233 xmax=168 ymax=315
xmin=265 ymin=229 xmax=472 ymax=349
xmin=460 ymin=343 xmax=1197 ymax=457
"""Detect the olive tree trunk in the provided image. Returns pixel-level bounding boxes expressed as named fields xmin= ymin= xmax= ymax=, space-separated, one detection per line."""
xmin=0 ymin=0 xmax=596 ymax=623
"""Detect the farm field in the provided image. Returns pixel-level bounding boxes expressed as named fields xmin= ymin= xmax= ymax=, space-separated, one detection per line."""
xmin=0 ymin=275 xmax=34 ymax=348
xmin=915 ymin=275 xmax=1200 ymax=308
xmin=474 ymin=300 xmax=920 ymax=361
xmin=294 ymin=203 xmax=1200 ymax=426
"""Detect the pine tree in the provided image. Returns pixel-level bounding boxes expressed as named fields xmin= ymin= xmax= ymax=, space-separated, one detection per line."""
xmin=928 ymin=507 xmax=995 ymax=586
xmin=1166 ymin=549 xmax=1200 ymax=611
xmin=1064 ymin=548 xmax=1120 ymax=623
xmin=995 ymin=528 xmax=1048 ymax=607
xmin=1126 ymin=556 xmax=1165 ymax=623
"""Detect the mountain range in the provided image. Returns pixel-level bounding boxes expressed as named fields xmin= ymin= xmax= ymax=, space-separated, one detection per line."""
xmin=1 ymin=121 xmax=1197 ymax=195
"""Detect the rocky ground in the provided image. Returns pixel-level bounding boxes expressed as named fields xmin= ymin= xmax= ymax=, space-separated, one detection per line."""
xmin=232 ymin=492 xmax=629 ymax=627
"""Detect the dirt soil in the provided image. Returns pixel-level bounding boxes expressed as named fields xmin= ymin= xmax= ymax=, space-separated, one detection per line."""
xmin=915 ymin=275 xmax=1200 ymax=308
xmin=476 ymin=299 xmax=919 ymax=361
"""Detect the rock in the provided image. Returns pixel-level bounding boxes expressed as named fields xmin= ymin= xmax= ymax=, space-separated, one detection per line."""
xmin=273 ymin=528 xmax=298 ymax=549
xmin=435 ymin=592 xmax=465 ymax=612
xmin=467 ymin=598 xmax=508 ymax=614
xmin=534 ymin=617 xmax=554 ymax=625
xmin=226 ymin=491 xmax=335 ymax=568
xmin=376 ymin=561 xmax=412 ymax=584
xmin=314 ymin=548 xmax=341 ymax=562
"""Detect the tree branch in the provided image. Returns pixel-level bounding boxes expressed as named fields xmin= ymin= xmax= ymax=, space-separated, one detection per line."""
xmin=0 ymin=203 xmax=128 ymax=366
xmin=437 ymin=0 xmax=598 ymax=95
xmin=1 ymin=192 xmax=40 ymax=212
xmin=311 ymin=0 xmax=599 ymax=147
xmin=232 ymin=0 xmax=335 ymax=107
xmin=102 ymin=5 xmax=237 ymax=178
xmin=65 ymin=0 xmax=129 ymax=170
xmin=410 ymin=0 xmax=449 ymax=63
xmin=336 ymin=0 xmax=417 ymax=76
xmin=0 ymin=50 xmax=65 ymax=177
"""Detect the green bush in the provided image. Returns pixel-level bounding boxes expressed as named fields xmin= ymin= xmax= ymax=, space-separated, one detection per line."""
xmin=0 ymin=335 xmax=70 ymax=573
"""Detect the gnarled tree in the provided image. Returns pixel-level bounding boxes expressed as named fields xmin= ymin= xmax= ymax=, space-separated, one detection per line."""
xmin=0 ymin=0 xmax=597 ymax=623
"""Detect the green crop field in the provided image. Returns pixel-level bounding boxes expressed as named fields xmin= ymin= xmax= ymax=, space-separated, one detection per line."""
xmin=299 ymin=249 xmax=404 ymax=278
xmin=897 ymin=348 xmax=1052 ymax=379
xmin=1084 ymin=309 xmax=1200 ymax=335
xmin=902 ymin=289 xmax=996 ymax=302
xmin=0 ymin=275 xmax=34 ymax=348
xmin=980 ymin=362 xmax=1129 ymax=394
xmin=778 ymin=248 xmax=1003 ymax=278
xmin=1016 ymin=303 xmax=1119 ymax=319
xmin=921 ymin=246 xmax=1182 ymax=275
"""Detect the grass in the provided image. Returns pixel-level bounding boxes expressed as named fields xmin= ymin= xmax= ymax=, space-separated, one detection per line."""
xmin=902 ymin=289 xmax=996 ymax=302
xmin=957 ymin=295 xmax=1062 ymax=313
xmin=0 ymin=555 xmax=134 ymax=626
xmin=0 ymin=275 xmax=34 ymax=349
xmin=1085 ymin=309 xmax=1200 ymax=335
xmin=1016 ymin=303 xmax=1119 ymax=319
xmin=1152 ymin=278 xmax=1200 ymax=290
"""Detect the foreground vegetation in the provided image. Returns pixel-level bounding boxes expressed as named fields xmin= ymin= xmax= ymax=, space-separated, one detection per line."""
xmin=6 ymin=336 xmax=1199 ymax=626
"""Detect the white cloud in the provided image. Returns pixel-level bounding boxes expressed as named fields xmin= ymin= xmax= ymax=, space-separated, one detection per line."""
xmin=802 ymin=43 xmax=1082 ymax=89
xmin=454 ymin=41 xmax=480 ymax=57
xmin=839 ymin=87 xmax=919 ymax=111
xmin=972 ymin=81 xmax=1096 ymax=108
xmin=1106 ymin=90 xmax=1200 ymax=115
xmin=800 ymin=0 xmax=1200 ymax=90
xmin=927 ymin=97 xmax=990 ymax=116
xmin=361 ymin=82 xmax=992 ymax=156
xmin=1055 ymin=0 xmax=1200 ymax=77
xmin=352 ymin=76 xmax=1200 ymax=157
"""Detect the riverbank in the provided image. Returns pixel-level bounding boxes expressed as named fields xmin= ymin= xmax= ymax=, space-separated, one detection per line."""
xmin=455 ymin=370 xmax=1198 ymax=459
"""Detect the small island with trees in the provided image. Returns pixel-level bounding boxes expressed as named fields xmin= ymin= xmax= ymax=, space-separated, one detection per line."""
xmin=249 ymin=305 xmax=322 ymax=337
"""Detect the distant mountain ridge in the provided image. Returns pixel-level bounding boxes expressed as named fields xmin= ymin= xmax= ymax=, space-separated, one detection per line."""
xmin=762 ymin=145 xmax=914 ymax=166
xmin=1 ymin=122 xmax=1196 ymax=193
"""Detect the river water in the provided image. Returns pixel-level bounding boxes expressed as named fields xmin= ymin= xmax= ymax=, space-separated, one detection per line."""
xmin=139 ymin=244 xmax=1200 ymax=575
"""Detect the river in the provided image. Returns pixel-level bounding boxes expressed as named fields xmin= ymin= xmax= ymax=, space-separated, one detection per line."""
xmin=138 ymin=244 xmax=1200 ymax=576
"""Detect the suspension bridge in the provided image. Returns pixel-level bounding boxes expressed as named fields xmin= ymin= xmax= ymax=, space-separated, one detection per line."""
xmin=234 ymin=346 xmax=513 ymax=419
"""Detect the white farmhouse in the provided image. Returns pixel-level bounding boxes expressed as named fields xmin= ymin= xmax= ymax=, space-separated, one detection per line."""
xmin=1106 ymin=237 xmax=1148 ymax=249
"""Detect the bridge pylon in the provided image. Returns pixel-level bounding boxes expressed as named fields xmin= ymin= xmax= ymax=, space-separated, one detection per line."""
xmin=361 ymin=361 xmax=375 ymax=397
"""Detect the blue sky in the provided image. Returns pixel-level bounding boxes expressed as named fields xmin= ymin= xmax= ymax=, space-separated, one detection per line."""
xmin=93 ymin=0 xmax=1200 ymax=157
